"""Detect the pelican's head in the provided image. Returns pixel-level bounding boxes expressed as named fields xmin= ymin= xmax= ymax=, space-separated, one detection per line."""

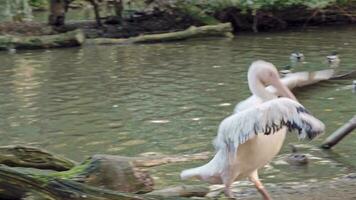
xmin=248 ymin=60 xmax=297 ymax=101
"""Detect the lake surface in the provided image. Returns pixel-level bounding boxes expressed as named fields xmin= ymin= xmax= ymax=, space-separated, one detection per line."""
xmin=0 ymin=26 xmax=355 ymax=189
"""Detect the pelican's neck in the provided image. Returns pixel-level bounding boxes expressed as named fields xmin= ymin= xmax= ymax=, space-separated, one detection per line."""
xmin=248 ymin=74 xmax=275 ymax=101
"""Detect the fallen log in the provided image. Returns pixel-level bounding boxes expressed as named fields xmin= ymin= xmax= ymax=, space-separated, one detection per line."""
xmin=0 ymin=29 xmax=85 ymax=50
xmin=133 ymin=151 xmax=210 ymax=167
xmin=87 ymin=23 xmax=233 ymax=45
xmin=148 ymin=185 xmax=209 ymax=197
xmin=0 ymin=164 xmax=179 ymax=200
xmin=0 ymin=145 xmax=210 ymax=169
xmin=0 ymin=146 xmax=210 ymax=199
xmin=0 ymin=148 xmax=154 ymax=194
xmin=0 ymin=145 xmax=76 ymax=171
xmin=321 ymin=116 xmax=356 ymax=149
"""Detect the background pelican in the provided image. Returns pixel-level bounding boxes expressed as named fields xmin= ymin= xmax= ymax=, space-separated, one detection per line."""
xmin=180 ymin=60 xmax=325 ymax=199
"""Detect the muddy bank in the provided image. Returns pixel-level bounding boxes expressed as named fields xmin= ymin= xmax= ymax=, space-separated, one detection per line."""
xmin=0 ymin=9 xmax=202 ymax=39
xmin=1 ymin=3 xmax=356 ymax=40
xmin=232 ymin=173 xmax=356 ymax=200
xmin=66 ymin=10 xmax=203 ymax=39
xmin=215 ymin=5 xmax=356 ymax=33
xmin=54 ymin=4 xmax=356 ymax=36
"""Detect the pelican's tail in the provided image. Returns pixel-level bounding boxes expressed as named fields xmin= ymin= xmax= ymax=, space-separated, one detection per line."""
xmin=180 ymin=166 xmax=203 ymax=180
xmin=180 ymin=150 xmax=225 ymax=184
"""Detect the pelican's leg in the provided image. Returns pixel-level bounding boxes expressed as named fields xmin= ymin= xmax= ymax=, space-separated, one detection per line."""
xmin=221 ymin=171 xmax=235 ymax=198
xmin=249 ymin=170 xmax=272 ymax=200
xmin=223 ymin=179 xmax=234 ymax=198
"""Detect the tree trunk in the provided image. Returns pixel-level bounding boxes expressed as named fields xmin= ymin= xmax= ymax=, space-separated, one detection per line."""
xmin=113 ymin=0 xmax=123 ymax=23
xmin=87 ymin=0 xmax=102 ymax=27
xmin=49 ymin=0 xmax=67 ymax=26
xmin=0 ymin=29 xmax=85 ymax=50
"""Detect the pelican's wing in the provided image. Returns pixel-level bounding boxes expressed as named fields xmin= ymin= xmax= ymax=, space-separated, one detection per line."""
xmin=233 ymin=96 xmax=262 ymax=113
xmin=215 ymin=98 xmax=325 ymax=152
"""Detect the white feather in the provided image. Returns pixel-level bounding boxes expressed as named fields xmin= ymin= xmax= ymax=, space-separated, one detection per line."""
xmin=216 ymin=98 xmax=324 ymax=154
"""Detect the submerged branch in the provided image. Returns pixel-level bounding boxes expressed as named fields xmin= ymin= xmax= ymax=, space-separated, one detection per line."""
xmin=321 ymin=116 xmax=356 ymax=149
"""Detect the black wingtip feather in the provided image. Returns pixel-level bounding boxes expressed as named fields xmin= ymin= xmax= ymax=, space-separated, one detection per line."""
xmin=296 ymin=106 xmax=311 ymax=114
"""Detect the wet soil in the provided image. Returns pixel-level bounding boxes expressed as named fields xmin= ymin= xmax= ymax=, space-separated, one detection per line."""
xmin=0 ymin=21 xmax=56 ymax=36
xmin=215 ymin=6 xmax=356 ymax=33
xmin=237 ymin=173 xmax=356 ymax=200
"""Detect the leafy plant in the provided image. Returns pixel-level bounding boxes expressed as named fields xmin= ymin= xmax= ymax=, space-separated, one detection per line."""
xmin=29 ymin=0 xmax=48 ymax=9
xmin=187 ymin=0 xmax=349 ymax=12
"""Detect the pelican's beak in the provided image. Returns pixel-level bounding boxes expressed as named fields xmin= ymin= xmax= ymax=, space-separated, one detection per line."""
xmin=271 ymin=76 xmax=298 ymax=101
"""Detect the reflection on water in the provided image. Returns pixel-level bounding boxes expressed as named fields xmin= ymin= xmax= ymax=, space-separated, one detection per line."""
xmin=0 ymin=26 xmax=355 ymax=188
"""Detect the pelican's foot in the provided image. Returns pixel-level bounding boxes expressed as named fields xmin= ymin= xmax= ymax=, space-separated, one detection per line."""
xmin=224 ymin=187 xmax=235 ymax=199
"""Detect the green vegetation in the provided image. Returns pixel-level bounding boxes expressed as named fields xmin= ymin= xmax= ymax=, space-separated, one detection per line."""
xmin=0 ymin=0 xmax=33 ymax=22
xmin=190 ymin=0 xmax=352 ymax=12
xmin=29 ymin=0 xmax=48 ymax=9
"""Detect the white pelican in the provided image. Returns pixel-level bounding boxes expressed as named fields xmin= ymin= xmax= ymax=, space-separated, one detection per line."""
xmin=180 ymin=60 xmax=325 ymax=199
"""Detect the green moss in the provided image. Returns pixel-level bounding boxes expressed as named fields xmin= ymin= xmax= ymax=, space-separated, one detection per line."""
xmin=29 ymin=0 xmax=48 ymax=9
xmin=177 ymin=3 xmax=219 ymax=25
xmin=50 ymin=158 xmax=91 ymax=179
xmin=189 ymin=0 xmax=353 ymax=13
xmin=28 ymin=159 xmax=91 ymax=183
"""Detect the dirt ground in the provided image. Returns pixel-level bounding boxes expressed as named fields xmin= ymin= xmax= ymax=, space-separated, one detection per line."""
xmin=237 ymin=173 xmax=356 ymax=200
xmin=0 ymin=9 xmax=201 ymax=39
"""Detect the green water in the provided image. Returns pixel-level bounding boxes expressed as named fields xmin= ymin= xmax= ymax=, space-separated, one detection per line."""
xmin=0 ymin=26 xmax=355 ymax=189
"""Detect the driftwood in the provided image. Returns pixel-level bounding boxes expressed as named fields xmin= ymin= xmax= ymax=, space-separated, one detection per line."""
xmin=133 ymin=151 xmax=210 ymax=167
xmin=0 ymin=151 xmax=154 ymax=194
xmin=0 ymin=145 xmax=210 ymax=170
xmin=330 ymin=70 xmax=356 ymax=79
xmin=148 ymin=185 xmax=209 ymax=197
xmin=321 ymin=116 xmax=356 ymax=149
xmin=0 ymin=145 xmax=76 ymax=171
xmin=0 ymin=164 xmax=180 ymax=200
xmin=87 ymin=23 xmax=233 ymax=45
xmin=0 ymin=29 xmax=85 ymax=50
xmin=0 ymin=146 xmax=209 ymax=199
